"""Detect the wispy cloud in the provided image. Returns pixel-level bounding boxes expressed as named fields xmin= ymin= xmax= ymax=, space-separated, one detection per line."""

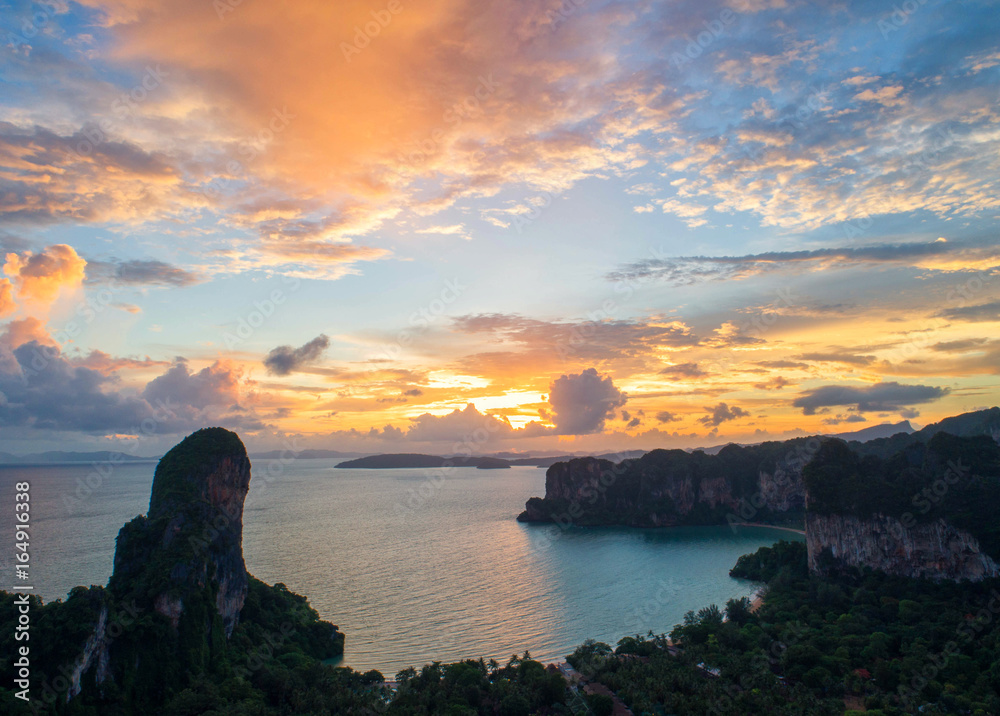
xmin=608 ymin=240 xmax=1000 ymax=284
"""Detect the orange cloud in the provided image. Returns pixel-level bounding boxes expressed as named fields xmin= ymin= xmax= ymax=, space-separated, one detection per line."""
xmin=67 ymin=0 xmax=668 ymax=267
xmin=0 ymin=279 xmax=13 ymax=317
xmin=3 ymin=244 xmax=87 ymax=310
xmin=0 ymin=317 xmax=58 ymax=353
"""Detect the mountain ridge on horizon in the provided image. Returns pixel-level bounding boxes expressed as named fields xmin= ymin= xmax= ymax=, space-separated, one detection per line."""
xmin=0 ymin=418 xmax=942 ymax=466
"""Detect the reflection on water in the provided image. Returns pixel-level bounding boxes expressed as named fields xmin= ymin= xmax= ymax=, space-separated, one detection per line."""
xmin=0 ymin=460 xmax=802 ymax=675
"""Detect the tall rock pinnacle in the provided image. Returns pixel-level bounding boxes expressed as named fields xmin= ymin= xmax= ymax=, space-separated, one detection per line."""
xmin=110 ymin=427 xmax=252 ymax=637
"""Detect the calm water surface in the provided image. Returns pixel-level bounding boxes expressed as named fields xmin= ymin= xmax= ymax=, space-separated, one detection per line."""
xmin=0 ymin=459 xmax=802 ymax=674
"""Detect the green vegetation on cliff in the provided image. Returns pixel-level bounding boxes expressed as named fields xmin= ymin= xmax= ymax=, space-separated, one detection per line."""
xmin=148 ymin=427 xmax=248 ymax=512
xmin=805 ymin=432 xmax=1000 ymax=560
xmin=519 ymin=438 xmax=816 ymax=528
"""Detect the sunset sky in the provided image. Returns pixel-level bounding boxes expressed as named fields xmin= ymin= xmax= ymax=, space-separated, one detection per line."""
xmin=0 ymin=0 xmax=998 ymax=456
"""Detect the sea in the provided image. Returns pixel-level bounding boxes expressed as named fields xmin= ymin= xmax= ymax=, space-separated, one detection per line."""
xmin=0 ymin=459 xmax=803 ymax=676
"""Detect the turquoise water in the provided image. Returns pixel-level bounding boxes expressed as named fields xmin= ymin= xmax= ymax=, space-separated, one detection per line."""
xmin=0 ymin=459 xmax=802 ymax=675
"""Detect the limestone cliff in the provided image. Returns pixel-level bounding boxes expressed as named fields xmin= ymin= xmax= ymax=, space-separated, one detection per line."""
xmin=518 ymin=440 xmax=817 ymax=527
xmin=806 ymin=513 xmax=1000 ymax=581
xmin=804 ymin=431 xmax=1000 ymax=582
xmin=45 ymin=427 xmax=345 ymax=710
xmin=518 ymin=409 xmax=1000 ymax=530
xmin=110 ymin=427 xmax=252 ymax=637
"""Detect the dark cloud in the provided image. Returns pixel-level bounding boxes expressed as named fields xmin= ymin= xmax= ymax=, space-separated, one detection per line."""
xmin=142 ymin=359 xmax=243 ymax=410
xmin=754 ymin=376 xmax=791 ymax=390
xmin=792 ymin=381 xmax=949 ymax=415
xmin=403 ymin=388 xmax=424 ymax=396
xmin=931 ymin=338 xmax=990 ymax=352
xmin=798 ymin=352 xmax=876 ymax=366
xmin=0 ymin=340 xmax=155 ymax=432
xmin=86 ymin=259 xmax=202 ymax=287
xmin=937 ymin=301 xmax=1000 ymax=323
xmin=263 ymin=334 xmax=330 ymax=375
xmin=698 ymin=403 xmax=750 ymax=427
xmin=658 ymin=362 xmax=706 ymax=378
xmin=756 ymin=360 xmax=810 ymax=370
xmin=655 ymin=411 xmax=680 ymax=423
xmin=548 ymin=368 xmax=628 ymax=435
xmin=0 ymin=326 xmax=258 ymax=434
xmin=821 ymin=414 xmax=868 ymax=426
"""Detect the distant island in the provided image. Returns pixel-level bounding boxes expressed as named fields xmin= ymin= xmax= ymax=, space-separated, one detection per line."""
xmin=335 ymin=451 xmax=649 ymax=470
xmin=336 ymin=453 xmax=512 ymax=469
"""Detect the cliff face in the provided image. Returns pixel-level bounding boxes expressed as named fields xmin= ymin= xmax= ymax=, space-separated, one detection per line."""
xmin=519 ymin=441 xmax=814 ymax=526
xmin=806 ymin=513 xmax=1000 ymax=582
xmin=111 ymin=427 xmax=252 ymax=637
xmin=804 ymin=431 xmax=1000 ymax=582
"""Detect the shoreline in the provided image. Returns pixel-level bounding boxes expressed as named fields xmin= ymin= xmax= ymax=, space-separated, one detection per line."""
xmin=519 ymin=517 xmax=807 ymax=535
xmin=731 ymin=522 xmax=806 ymax=536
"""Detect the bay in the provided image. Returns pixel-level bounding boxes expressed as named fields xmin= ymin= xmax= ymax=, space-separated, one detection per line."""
xmin=0 ymin=459 xmax=802 ymax=675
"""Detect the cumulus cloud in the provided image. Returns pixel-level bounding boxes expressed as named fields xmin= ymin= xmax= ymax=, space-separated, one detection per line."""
xmin=142 ymin=359 xmax=245 ymax=411
xmin=0 ymin=318 xmax=56 ymax=351
xmin=0 ymin=340 xmax=154 ymax=432
xmin=406 ymin=403 xmax=514 ymax=443
xmin=3 ymin=347 xmax=258 ymax=436
xmin=547 ymin=368 xmax=627 ymax=435
xmin=399 ymin=382 xmax=636 ymax=442
xmin=792 ymin=381 xmax=949 ymax=415
xmin=263 ymin=334 xmax=330 ymax=375
xmin=3 ymin=244 xmax=87 ymax=309
xmin=656 ymin=411 xmax=680 ymax=423
xmin=698 ymin=402 xmax=750 ymax=427
xmin=0 ymin=321 xmax=177 ymax=433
